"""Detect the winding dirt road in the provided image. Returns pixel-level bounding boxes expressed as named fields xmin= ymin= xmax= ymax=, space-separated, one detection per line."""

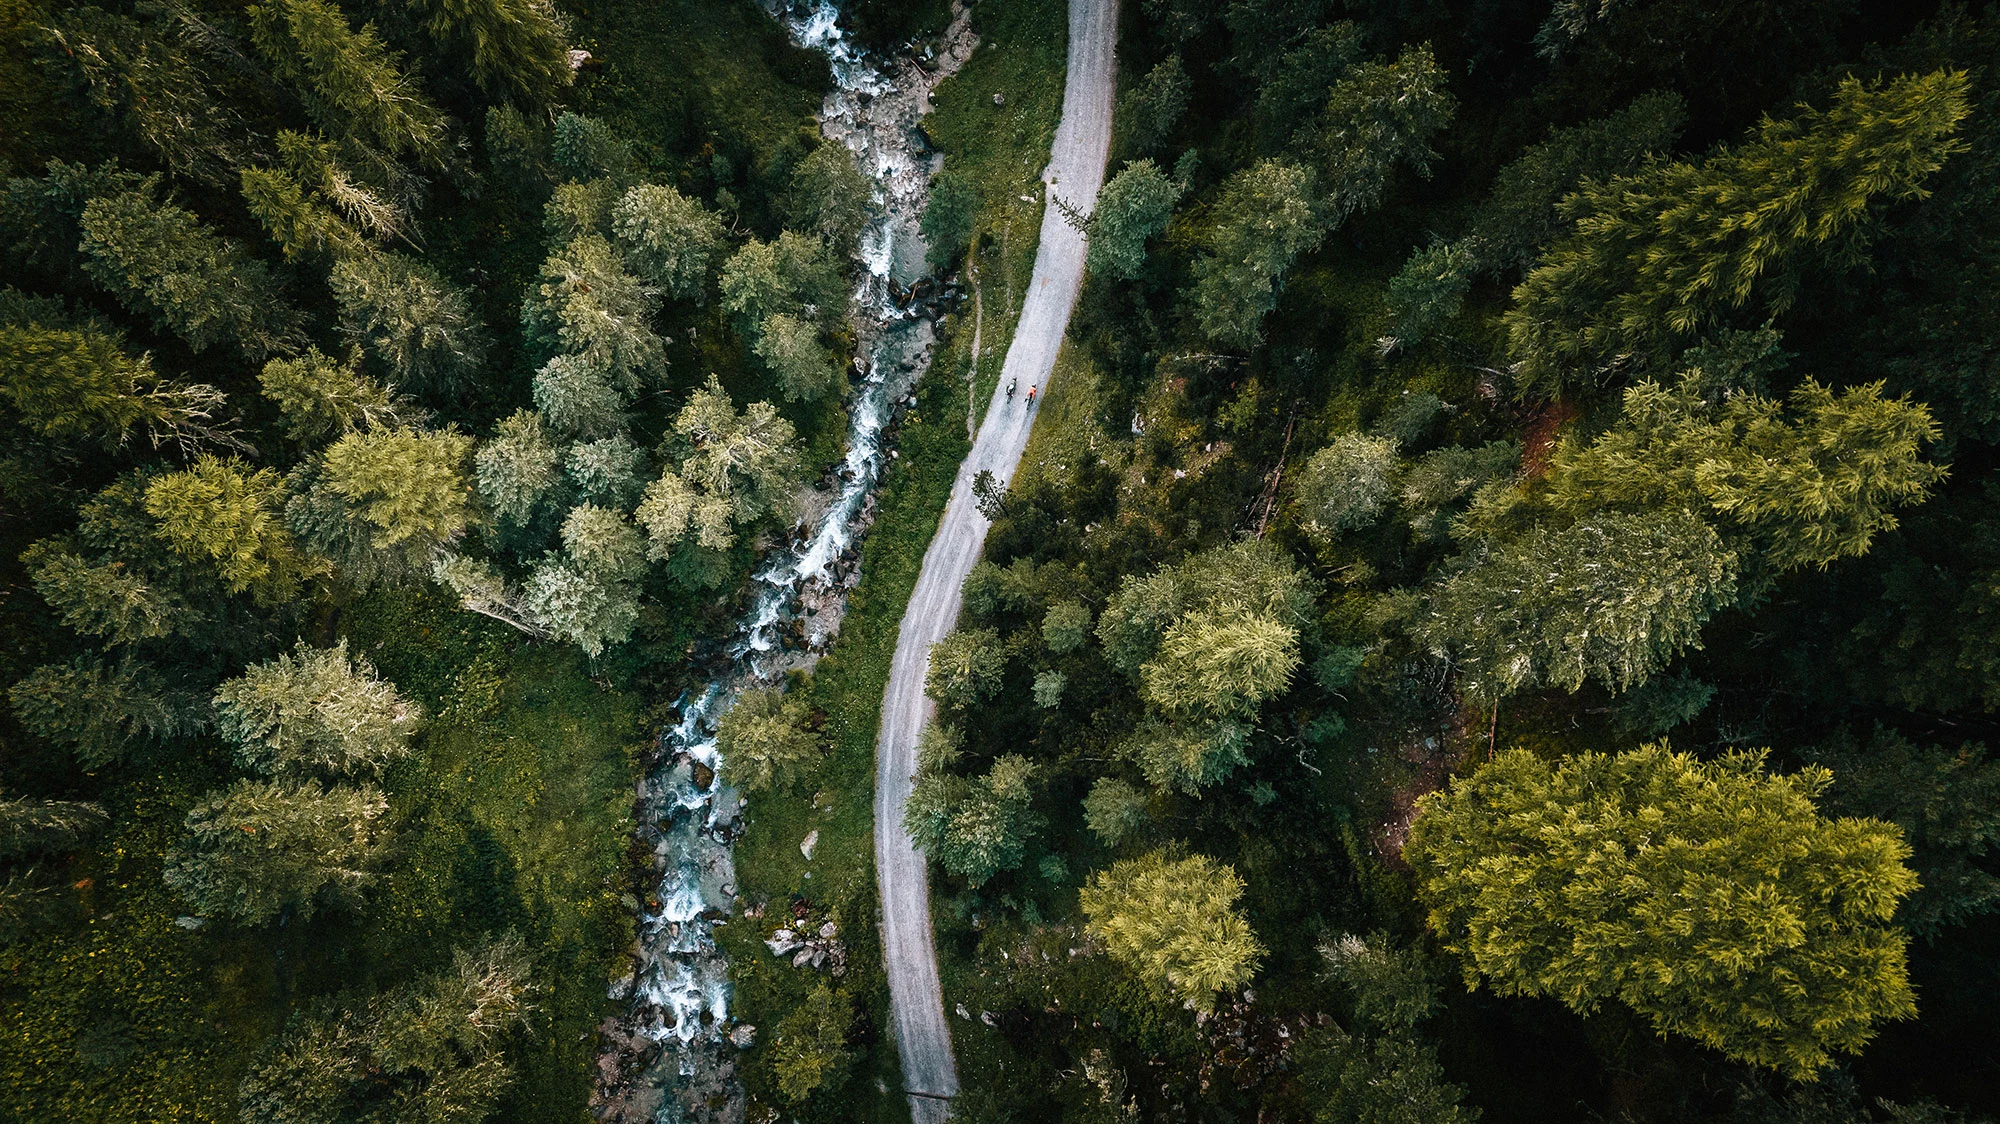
xmin=873 ymin=0 xmax=1117 ymax=1119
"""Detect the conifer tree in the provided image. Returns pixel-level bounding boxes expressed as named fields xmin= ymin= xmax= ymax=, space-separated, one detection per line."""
xmin=321 ymin=426 xmax=476 ymax=562
xmin=78 ymin=184 xmax=296 ymax=355
xmin=0 ymin=319 xmax=227 ymax=450
xmin=144 ymin=456 xmax=308 ymax=600
xmin=475 ymin=409 xmax=565 ymax=527
xmin=720 ymin=231 xmax=846 ymax=339
xmin=1297 ymin=935 xmax=1478 ymax=1124
xmin=1080 ymin=851 xmax=1263 ymax=1012
xmin=213 ymin=641 xmax=421 ymax=780
xmin=1406 ymin=744 xmax=1918 ymax=1079
xmin=259 ymin=348 xmax=411 ymax=444
xmin=925 ymin=628 xmax=1006 ymax=711
xmin=1118 ymin=54 xmax=1191 ymax=156
xmin=1293 ymin=433 xmax=1399 ymax=541
xmin=1810 ymin=729 xmax=2000 ymax=938
xmin=1081 ymin=776 xmax=1149 ymax=847
xmin=164 ymin=779 xmax=395 ymax=925
xmin=404 ymin=0 xmax=572 ymax=106
xmin=1507 ymin=71 xmax=1970 ymax=394
xmin=532 ymin=354 xmax=626 ymax=439
xmin=715 ymin=686 xmax=819 ymax=792
xmin=20 ymin=541 xmax=194 ymax=647
xmin=10 ymin=657 xmax=185 ymax=768
xmin=239 ymin=935 xmax=535 ymax=1122
xmin=1309 ymin=44 xmax=1454 ymax=226
xmin=920 ymin=170 xmax=978 ymax=274
xmin=1189 ymin=159 xmax=1324 ymax=346
xmin=905 ymin=754 xmax=1039 ymax=886
xmin=561 ymin=503 xmax=644 ymax=581
xmin=41 ymin=8 xmax=245 ymax=183
xmin=331 ymin=254 xmax=490 ymax=393
xmin=1550 ymin=375 xmax=1944 ymax=577
xmin=752 ymin=312 xmax=839 ymax=403
xmin=786 ymin=142 xmax=873 ymax=251
xmin=522 ymin=557 xmax=637 ymax=657
xmin=613 ymin=183 xmax=726 ymax=299
xmin=532 ymin=234 xmax=664 ymax=390
xmin=565 ymin=433 xmax=647 ymax=507
xmin=1086 ymin=159 xmax=1183 ymax=280
xmin=1416 ymin=508 xmax=1739 ymax=700
xmin=248 ymin=0 xmax=450 ymax=168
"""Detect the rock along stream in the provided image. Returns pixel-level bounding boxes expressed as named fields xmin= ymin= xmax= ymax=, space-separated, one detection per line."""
xmin=591 ymin=5 xmax=977 ymax=1121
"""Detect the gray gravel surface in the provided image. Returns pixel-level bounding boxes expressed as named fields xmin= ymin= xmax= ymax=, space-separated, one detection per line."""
xmin=873 ymin=1 xmax=1118 ymax=1119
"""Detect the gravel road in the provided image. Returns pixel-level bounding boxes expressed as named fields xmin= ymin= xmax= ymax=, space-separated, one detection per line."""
xmin=873 ymin=1 xmax=1117 ymax=1119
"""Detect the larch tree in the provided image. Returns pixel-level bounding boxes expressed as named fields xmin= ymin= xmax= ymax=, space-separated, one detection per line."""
xmin=1405 ymin=744 xmax=1919 ymax=1079
xmin=1506 ymin=71 xmax=1970 ymax=395
xmin=213 ymin=641 xmax=421 ymax=780
xmin=925 ymin=628 xmax=1006 ymax=711
xmin=320 ymin=426 xmax=476 ymax=564
xmin=636 ymin=377 xmax=801 ymax=562
xmin=1080 ymin=851 xmax=1264 ymax=1013
xmin=164 ymin=778 xmax=396 ymax=925
xmin=714 ymin=686 xmax=819 ymax=792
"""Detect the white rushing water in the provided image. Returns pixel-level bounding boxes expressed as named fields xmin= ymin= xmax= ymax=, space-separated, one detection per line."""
xmin=594 ymin=5 xmax=977 ymax=1121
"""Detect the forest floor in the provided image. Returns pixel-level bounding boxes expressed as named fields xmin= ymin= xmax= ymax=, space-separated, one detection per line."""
xmin=874 ymin=0 xmax=1117 ymax=1118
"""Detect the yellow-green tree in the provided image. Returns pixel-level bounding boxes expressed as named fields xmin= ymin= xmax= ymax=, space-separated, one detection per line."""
xmin=1405 ymin=744 xmax=1918 ymax=1079
xmin=1080 ymin=851 xmax=1263 ymax=1012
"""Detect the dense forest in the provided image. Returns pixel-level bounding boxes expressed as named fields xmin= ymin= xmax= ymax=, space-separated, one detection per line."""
xmin=1 ymin=0 xmax=1998 ymax=1121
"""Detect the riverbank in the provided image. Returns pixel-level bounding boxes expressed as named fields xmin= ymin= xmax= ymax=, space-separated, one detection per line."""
xmin=713 ymin=1 xmax=1070 ymax=1120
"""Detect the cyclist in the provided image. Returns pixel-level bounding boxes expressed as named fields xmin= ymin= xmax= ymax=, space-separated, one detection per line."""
xmin=1006 ymin=378 xmax=1017 ymax=400
xmin=1026 ymin=383 xmax=1038 ymax=404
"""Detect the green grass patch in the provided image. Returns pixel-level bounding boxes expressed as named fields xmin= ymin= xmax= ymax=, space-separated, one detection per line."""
xmin=927 ymin=0 xmax=1068 ymax=405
